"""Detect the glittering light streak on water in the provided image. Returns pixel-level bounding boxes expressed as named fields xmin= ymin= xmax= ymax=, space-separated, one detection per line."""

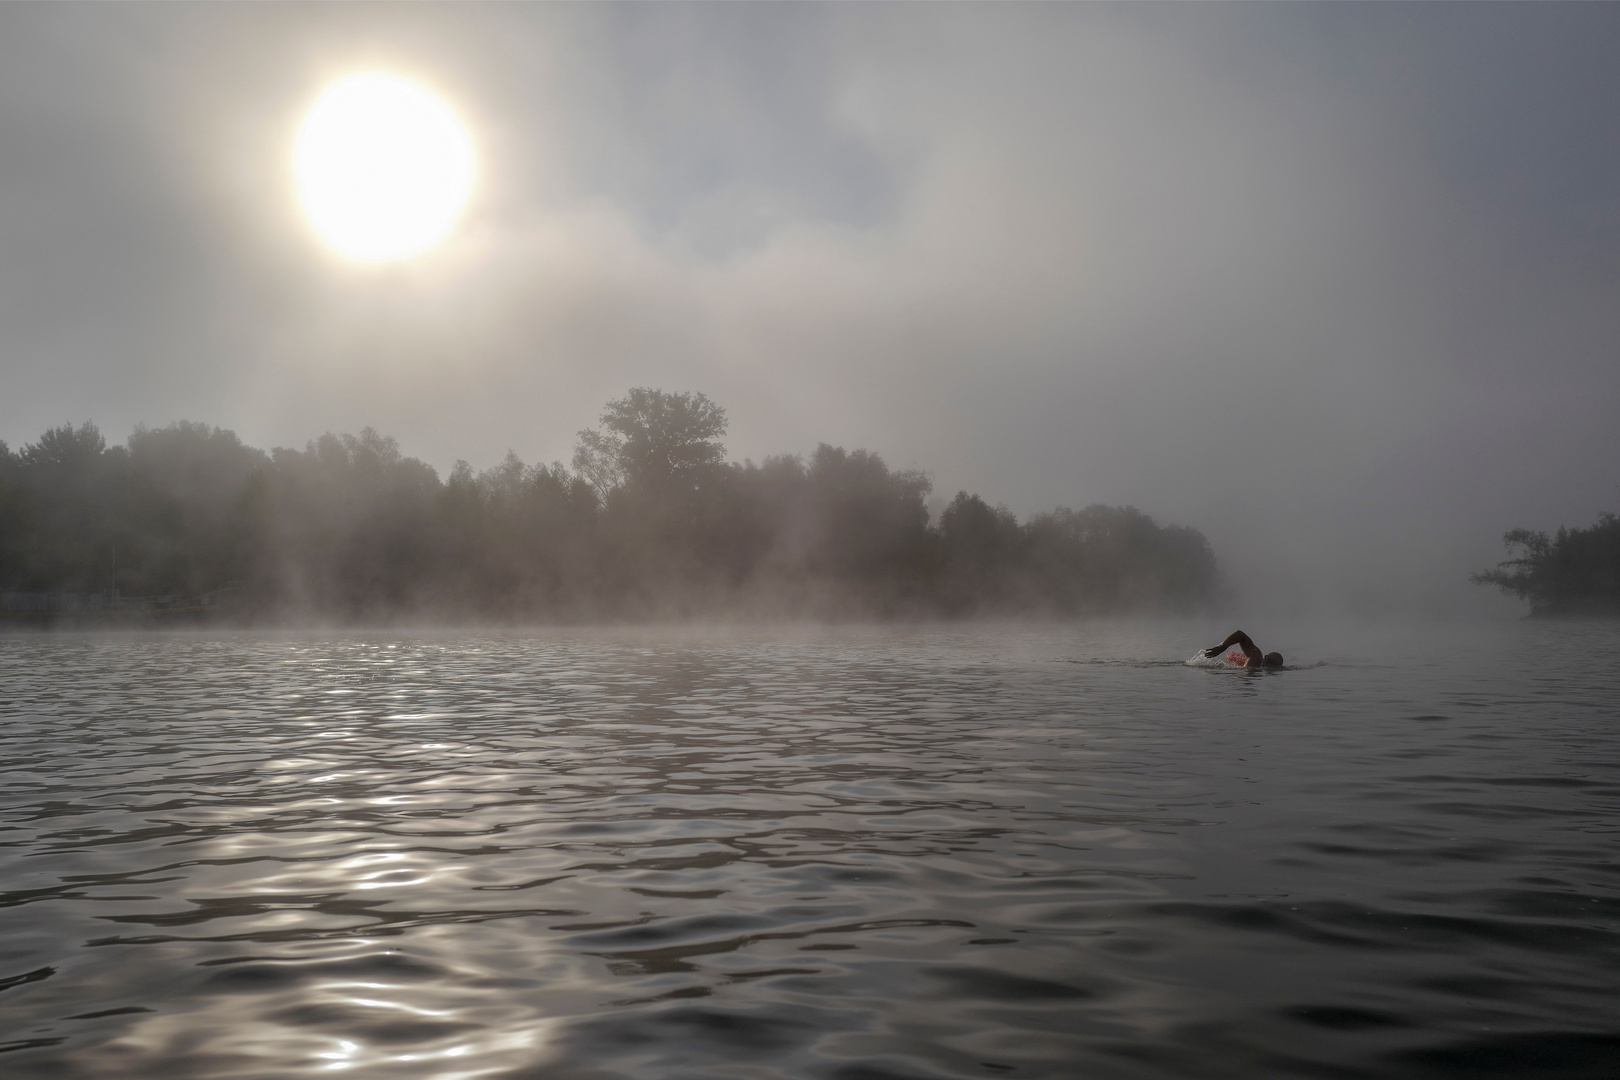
xmin=1 ymin=621 xmax=1617 ymax=1078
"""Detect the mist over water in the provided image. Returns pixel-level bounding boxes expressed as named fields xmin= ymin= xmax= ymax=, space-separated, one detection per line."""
xmin=2 ymin=620 xmax=1616 ymax=1078
xmin=5 ymin=9 xmax=1617 ymax=1074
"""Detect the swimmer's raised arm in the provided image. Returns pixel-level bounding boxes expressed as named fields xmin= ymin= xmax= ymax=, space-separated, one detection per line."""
xmin=1202 ymin=630 xmax=1283 ymax=669
xmin=1203 ymin=630 xmax=1264 ymax=666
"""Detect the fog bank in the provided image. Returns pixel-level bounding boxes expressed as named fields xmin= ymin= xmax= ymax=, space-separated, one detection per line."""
xmin=2 ymin=5 xmax=1616 ymax=615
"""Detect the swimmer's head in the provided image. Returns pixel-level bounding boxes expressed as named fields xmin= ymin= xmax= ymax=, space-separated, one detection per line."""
xmin=1263 ymin=652 xmax=1284 ymax=669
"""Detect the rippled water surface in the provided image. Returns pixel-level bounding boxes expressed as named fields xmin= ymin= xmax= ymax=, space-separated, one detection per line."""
xmin=2 ymin=620 xmax=1617 ymax=1079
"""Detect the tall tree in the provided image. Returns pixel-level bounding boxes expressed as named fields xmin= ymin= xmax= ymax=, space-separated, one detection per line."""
xmin=573 ymin=389 xmax=727 ymax=496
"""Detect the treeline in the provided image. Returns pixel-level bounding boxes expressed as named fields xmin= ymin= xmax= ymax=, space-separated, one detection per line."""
xmin=0 ymin=389 xmax=1222 ymax=622
xmin=1473 ymin=513 xmax=1620 ymax=615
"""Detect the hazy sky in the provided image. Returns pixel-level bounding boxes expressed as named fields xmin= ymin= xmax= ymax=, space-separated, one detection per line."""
xmin=2 ymin=4 xmax=1617 ymax=615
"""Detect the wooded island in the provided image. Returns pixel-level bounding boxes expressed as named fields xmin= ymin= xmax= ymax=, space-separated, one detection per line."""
xmin=1474 ymin=513 xmax=1620 ymax=615
xmin=0 ymin=390 xmax=1223 ymax=623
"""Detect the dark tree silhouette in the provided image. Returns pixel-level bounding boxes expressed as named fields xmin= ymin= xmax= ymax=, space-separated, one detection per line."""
xmin=0 ymin=391 xmax=1225 ymax=623
xmin=1473 ymin=514 xmax=1620 ymax=615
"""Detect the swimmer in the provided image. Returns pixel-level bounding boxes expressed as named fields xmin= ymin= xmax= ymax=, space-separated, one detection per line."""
xmin=1202 ymin=630 xmax=1284 ymax=669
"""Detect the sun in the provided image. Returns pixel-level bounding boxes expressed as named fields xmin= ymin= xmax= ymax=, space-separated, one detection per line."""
xmin=294 ymin=73 xmax=475 ymax=263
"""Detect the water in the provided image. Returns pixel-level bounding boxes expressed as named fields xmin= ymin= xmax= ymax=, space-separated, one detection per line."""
xmin=1 ymin=620 xmax=1616 ymax=1079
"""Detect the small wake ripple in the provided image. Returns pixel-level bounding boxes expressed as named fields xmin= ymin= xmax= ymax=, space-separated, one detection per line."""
xmin=0 ymin=622 xmax=1617 ymax=1079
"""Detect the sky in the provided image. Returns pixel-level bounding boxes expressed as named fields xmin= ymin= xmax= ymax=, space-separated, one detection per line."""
xmin=1 ymin=4 xmax=1617 ymax=616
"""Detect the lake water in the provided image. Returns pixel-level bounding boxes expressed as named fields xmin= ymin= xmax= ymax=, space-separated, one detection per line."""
xmin=1 ymin=620 xmax=1617 ymax=1079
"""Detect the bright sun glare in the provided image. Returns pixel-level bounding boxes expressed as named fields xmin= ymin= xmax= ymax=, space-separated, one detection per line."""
xmin=294 ymin=73 xmax=475 ymax=263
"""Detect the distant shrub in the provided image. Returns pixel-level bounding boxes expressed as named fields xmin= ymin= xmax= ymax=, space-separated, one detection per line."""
xmin=1473 ymin=513 xmax=1620 ymax=615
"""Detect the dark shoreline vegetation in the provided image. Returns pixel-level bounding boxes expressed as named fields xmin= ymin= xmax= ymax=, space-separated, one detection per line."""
xmin=0 ymin=389 xmax=1222 ymax=625
xmin=1473 ymin=512 xmax=1620 ymax=616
